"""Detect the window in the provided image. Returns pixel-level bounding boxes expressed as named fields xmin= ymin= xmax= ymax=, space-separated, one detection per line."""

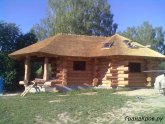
xmin=103 ymin=41 xmax=115 ymax=48
xmin=73 ymin=61 xmax=86 ymax=71
xmin=123 ymin=40 xmax=139 ymax=48
xmin=129 ymin=63 xmax=141 ymax=72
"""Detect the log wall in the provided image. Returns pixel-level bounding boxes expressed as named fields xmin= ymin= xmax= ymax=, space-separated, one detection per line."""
xmin=50 ymin=56 xmax=161 ymax=87
xmin=66 ymin=58 xmax=93 ymax=86
xmin=99 ymin=58 xmax=129 ymax=87
xmin=50 ymin=58 xmax=63 ymax=82
xmin=98 ymin=57 xmax=161 ymax=87
xmin=128 ymin=59 xmax=147 ymax=87
xmin=145 ymin=59 xmax=161 ymax=86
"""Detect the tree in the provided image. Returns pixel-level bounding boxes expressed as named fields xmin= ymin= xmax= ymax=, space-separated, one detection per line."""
xmin=121 ymin=22 xmax=165 ymax=54
xmin=0 ymin=21 xmax=21 ymax=52
xmin=0 ymin=21 xmax=37 ymax=91
xmin=32 ymin=0 xmax=117 ymax=40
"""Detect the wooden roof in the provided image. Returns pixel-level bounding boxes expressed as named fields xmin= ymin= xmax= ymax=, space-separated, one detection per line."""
xmin=9 ymin=33 xmax=165 ymax=59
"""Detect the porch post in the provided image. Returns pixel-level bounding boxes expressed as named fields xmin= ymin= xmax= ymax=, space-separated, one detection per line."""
xmin=93 ymin=58 xmax=99 ymax=86
xmin=24 ymin=56 xmax=31 ymax=84
xmin=62 ymin=59 xmax=67 ymax=86
xmin=43 ymin=57 xmax=49 ymax=81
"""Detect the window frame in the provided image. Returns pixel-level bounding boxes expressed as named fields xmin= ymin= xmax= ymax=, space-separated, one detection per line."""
xmin=73 ymin=61 xmax=86 ymax=71
xmin=129 ymin=62 xmax=141 ymax=73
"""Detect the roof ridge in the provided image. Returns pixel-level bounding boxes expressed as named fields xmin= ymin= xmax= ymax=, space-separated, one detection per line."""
xmin=56 ymin=33 xmax=109 ymax=38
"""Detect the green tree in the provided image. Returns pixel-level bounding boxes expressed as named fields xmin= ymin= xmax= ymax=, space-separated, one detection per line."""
xmin=121 ymin=22 xmax=165 ymax=54
xmin=0 ymin=21 xmax=37 ymax=91
xmin=0 ymin=21 xmax=21 ymax=52
xmin=32 ymin=0 xmax=117 ymax=40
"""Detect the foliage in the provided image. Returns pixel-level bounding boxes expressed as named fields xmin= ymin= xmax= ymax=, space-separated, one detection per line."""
xmin=0 ymin=90 xmax=132 ymax=123
xmin=0 ymin=52 xmax=16 ymax=85
xmin=120 ymin=21 xmax=165 ymax=54
xmin=32 ymin=0 xmax=118 ymax=40
xmin=0 ymin=21 xmax=21 ymax=52
xmin=0 ymin=21 xmax=37 ymax=91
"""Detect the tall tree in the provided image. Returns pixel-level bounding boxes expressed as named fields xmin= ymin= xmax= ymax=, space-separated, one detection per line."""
xmin=32 ymin=0 xmax=117 ymax=40
xmin=121 ymin=22 xmax=165 ymax=54
xmin=0 ymin=21 xmax=37 ymax=91
xmin=0 ymin=21 xmax=21 ymax=52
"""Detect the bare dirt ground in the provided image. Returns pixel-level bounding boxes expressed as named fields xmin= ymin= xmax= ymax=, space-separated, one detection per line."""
xmin=52 ymin=89 xmax=165 ymax=124
xmin=105 ymin=88 xmax=165 ymax=123
xmin=78 ymin=92 xmax=97 ymax=95
xmin=114 ymin=88 xmax=165 ymax=108
xmin=114 ymin=88 xmax=158 ymax=96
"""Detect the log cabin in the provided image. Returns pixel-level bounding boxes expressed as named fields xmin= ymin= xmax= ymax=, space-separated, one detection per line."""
xmin=9 ymin=34 xmax=165 ymax=89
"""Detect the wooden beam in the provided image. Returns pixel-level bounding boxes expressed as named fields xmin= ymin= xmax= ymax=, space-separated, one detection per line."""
xmin=43 ymin=57 xmax=49 ymax=81
xmin=24 ymin=56 xmax=30 ymax=84
xmin=93 ymin=58 xmax=99 ymax=86
xmin=62 ymin=59 xmax=67 ymax=86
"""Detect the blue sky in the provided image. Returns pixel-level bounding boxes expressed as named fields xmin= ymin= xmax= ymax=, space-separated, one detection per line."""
xmin=0 ymin=0 xmax=165 ymax=33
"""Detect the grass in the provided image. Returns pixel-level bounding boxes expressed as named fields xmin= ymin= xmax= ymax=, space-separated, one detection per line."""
xmin=0 ymin=89 xmax=133 ymax=124
xmin=134 ymin=107 xmax=165 ymax=124
xmin=138 ymin=109 xmax=165 ymax=124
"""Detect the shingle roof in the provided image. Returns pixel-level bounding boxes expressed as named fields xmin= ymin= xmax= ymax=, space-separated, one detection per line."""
xmin=9 ymin=33 xmax=165 ymax=59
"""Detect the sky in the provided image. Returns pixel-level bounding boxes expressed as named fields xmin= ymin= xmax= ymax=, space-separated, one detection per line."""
xmin=0 ymin=0 xmax=165 ymax=33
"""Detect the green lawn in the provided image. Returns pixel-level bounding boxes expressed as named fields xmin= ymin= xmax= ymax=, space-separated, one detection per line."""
xmin=0 ymin=89 xmax=133 ymax=124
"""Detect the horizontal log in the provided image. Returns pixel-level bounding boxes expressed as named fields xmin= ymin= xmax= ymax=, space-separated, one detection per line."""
xmin=67 ymin=78 xmax=92 ymax=81
xmin=99 ymin=61 xmax=109 ymax=64
xmin=117 ymin=61 xmax=129 ymax=66
xmin=117 ymin=71 xmax=125 ymax=74
xmin=68 ymin=74 xmax=92 ymax=77
xmin=109 ymin=69 xmax=118 ymax=72
xmin=106 ymin=76 xmax=118 ymax=79
xmin=102 ymin=78 xmax=107 ymax=81
xmin=99 ymin=69 xmax=109 ymax=72
xmin=129 ymin=77 xmax=146 ymax=80
xmin=128 ymin=83 xmax=146 ymax=87
xmin=129 ymin=80 xmax=146 ymax=83
xmin=98 ymin=63 xmax=110 ymax=66
xmin=67 ymin=82 xmax=92 ymax=85
xmin=118 ymin=81 xmax=129 ymax=85
xmin=105 ymin=73 xmax=113 ymax=77
xmin=67 ymin=68 xmax=92 ymax=71
xmin=66 ymin=57 xmax=91 ymax=61
xmin=67 ymin=81 xmax=93 ymax=84
xmin=102 ymin=80 xmax=111 ymax=84
xmin=129 ymin=73 xmax=146 ymax=76
xmin=103 ymin=77 xmax=127 ymax=81
xmin=118 ymin=78 xmax=125 ymax=81
xmin=117 ymin=67 xmax=128 ymax=71
xmin=111 ymin=81 xmax=128 ymax=85
xmin=68 ymin=73 xmax=92 ymax=77
xmin=67 ymin=64 xmax=93 ymax=67
xmin=68 ymin=70 xmax=92 ymax=73
xmin=129 ymin=77 xmax=146 ymax=81
xmin=118 ymin=74 xmax=129 ymax=78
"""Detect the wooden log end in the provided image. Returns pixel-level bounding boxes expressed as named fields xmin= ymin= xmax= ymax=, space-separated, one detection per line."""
xmin=19 ymin=80 xmax=28 ymax=85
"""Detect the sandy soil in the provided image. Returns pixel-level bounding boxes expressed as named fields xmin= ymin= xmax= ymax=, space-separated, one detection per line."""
xmin=114 ymin=88 xmax=158 ymax=96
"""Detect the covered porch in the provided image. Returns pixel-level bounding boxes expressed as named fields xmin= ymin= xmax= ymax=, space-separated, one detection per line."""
xmin=19 ymin=56 xmax=68 ymax=87
xmin=19 ymin=56 xmax=99 ymax=88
